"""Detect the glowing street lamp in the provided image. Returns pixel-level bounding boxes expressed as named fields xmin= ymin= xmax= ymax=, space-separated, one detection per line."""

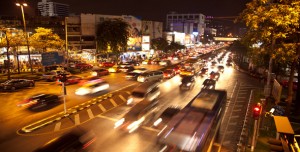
xmin=16 ymin=2 xmax=33 ymax=74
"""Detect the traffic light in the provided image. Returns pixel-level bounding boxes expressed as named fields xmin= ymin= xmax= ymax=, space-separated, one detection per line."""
xmin=253 ymin=103 xmax=262 ymax=120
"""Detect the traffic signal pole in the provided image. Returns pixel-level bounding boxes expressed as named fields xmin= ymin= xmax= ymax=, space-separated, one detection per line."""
xmin=62 ymin=82 xmax=67 ymax=114
xmin=251 ymin=103 xmax=262 ymax=151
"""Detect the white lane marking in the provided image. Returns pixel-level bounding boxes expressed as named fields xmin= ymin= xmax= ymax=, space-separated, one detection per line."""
xmin=110 ymin=99 xmax=117 ymax=107
xmin=74 ymin=114 xmax=80 ymax=125
xmin=119 ymin=95 xmax=126 ymax=102
xmin=87 ymin=109 xmax=94 ymax=119
xmin=98 ymin=104 xmax=106 ymax=112
xmin=54 ymin=122 xmax=61 ymax=131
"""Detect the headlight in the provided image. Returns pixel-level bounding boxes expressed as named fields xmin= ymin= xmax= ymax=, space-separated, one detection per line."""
xmin=127 ymin=117 xmax=145 ymax=133
xmin=202 ymin=85 xmax=205 ymax=88
xmin=109 ymin=68 xmax=116 ymax=72
xmin=91 ymin=72 xmax=97 ymax=76
xmin=187 ymin=83 xmax=191 ymax=86
xmin=127 ymin=98 xmax=133 ymax=105
xmin=114 ymin=118 xmax=125 ymax=128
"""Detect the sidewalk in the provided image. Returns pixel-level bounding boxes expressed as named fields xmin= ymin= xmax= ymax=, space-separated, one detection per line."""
xmin=234 ymin=61 xmax=300 ymax=151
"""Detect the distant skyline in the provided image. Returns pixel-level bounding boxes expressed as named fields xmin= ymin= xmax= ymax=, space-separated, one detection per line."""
xmin=1 ymin=0 xmax=251 ymax=22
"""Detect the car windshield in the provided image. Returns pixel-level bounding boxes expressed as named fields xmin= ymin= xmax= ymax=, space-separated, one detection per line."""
xmin=2 ymin=80 xmax=13 ymax=84
xmin=131 ymin=91 xmax=145 ymax=98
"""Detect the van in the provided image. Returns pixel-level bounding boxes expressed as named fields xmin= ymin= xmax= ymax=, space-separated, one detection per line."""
xmin=137 ymin=71 xmax=163 ymax=82
xmin=127 ymin=81 xmax=160 ymax=105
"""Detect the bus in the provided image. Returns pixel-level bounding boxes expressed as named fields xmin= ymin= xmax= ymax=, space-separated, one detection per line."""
xmin=157 ymin=89 xmax=227 ymax=152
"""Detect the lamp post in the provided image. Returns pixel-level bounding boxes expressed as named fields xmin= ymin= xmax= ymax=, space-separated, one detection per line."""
xmin=16 ymin=2 xmax=33 ymax=74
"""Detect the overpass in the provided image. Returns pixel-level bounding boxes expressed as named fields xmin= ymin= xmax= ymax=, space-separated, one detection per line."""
xmin=213 ymin=37 xmax=240 ymax=42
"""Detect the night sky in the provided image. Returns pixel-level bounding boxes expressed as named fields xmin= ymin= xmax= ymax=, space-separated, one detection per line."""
xmin=1 ymin=0 xmax=251 ymax=21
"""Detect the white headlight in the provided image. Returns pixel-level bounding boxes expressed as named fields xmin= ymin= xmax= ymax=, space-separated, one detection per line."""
xmin=127 ymin=98 xmax=133 ymax=105
xmin=75 ymin=88 xmax=91 ymax=95
xmin=114 ymin=118 xmax=125 ymax=128
xmin=187 ymin=83 xmax=191 ymax=86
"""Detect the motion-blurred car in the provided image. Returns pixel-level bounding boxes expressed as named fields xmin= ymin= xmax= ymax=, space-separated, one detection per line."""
xmin=132 ymin=68 xmax=148 ymax=73
xmin=75 ymin=63 xmax=93 ymax=69
xmin=180 ymin=68 xmax=195 ymax=76
xmin=56 ymin=75 xmax=82 ymax=85
xmin=108 ymin=65 xmax=120 ymax=73
xmin=217 ymin=65 xmax=225 ymax=73
xmin=114 ymin=100 xmax=158 ymax=133
xmin=118 ymin=64 xmax=135 ymax=73
xmin=199 ymin=67 xmax=209 ymax=77
xmin=0 ymin=79 xmax=35 ymax=91
xmin=99 ymin=62 xmax=115 ymax=67
xmin=202 ymin=79 xmax=216 ymax=90
xmin=210 ymin=71 xmax=220 ymax=81
xmin=152 ymin=106 xmax=181 ymax=127
xmin=75 ymin=81 xmax=109 ymax=95
xmin=17 ymin=94 xmax=61 ymax=110
xmin=125 ymin=72 xmax=141 ymax=81
xmin=180 ymin=76 xmax=195 ymax=90
xmin=125 ymin=61 xmax=140 ymax=66
xmin=78 ymin=77 xmax=103 ymax=86
xmin=34 ymin=129 xmax=96 ymax=152
xmin=172 ymin=65 xmax=181 ymax=74
xmin=163 ymin=69 xmax=175 ymax=79
xmin=142 ymin=59 xmax=151 ymax=65
xmin=159 ymin=60 xmax=172 ymax=66
xmin=91 ymin=68 xmax=109 ymax=76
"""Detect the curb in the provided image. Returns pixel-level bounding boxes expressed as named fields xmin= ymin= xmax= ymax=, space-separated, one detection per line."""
xmin=20 ymin=93 xmax=113 ymax=133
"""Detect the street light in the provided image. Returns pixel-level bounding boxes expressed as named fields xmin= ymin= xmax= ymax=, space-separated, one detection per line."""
xmin=16 ymin=2 xmax=33 ymax=74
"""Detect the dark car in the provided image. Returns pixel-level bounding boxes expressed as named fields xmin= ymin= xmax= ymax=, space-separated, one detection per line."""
xmin=202 ymin=79 xmax=216 ymax=90
xmin=210 ymin=71 xmax=220 ymax=81
xmin=152 ymin=107 xmax=181 ymax=128
xmin=75 ymin=63 xmax=93 ymax=70
xmin=0 ymin=79 xmax=35 ymax=91
xmin=217 ymin=65 xmax=225 ymax=73
xmin=34 ymin=130 xmax=96 ymax=152
xmin=91 ymin=68 xmax=109 ymax=77
xmin=180 ymin=76 xmax=195 ymax=90
xmin=163 ymin=69 xmax=175 ymax=79
xmin=125 ymin=61 xmax=140 ymax=66
xmin=199 ymin=67 xmax=209 ymax=77
xmin=17 ymin=94 xmax=61 ymax=110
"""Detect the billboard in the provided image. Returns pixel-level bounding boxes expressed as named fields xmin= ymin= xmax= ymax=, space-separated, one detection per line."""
xmin=41 ymin=52 xmax=64 ymax=66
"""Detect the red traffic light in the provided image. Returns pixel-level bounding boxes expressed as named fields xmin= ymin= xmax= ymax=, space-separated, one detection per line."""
xmin=254 ymin=107 xmax=260 ymax=112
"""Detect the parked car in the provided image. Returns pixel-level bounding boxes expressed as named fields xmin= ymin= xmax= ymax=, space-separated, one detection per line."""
xmin=17 ymin=94 xmax=61 ymax=110
xmin=163 ymin=69 xmax=175 ymax=79
xmin=43 ymin=70 xmax=70 ymax=82
xmin=202 ymin=79 xmax=216 ymax=90
xmin=180 ymin=76 xmax=195 ymax=90
xmin=75 ymin=81 xmax=109 ymax=96
xmin=0 ymin=79 xmax=35 ymax=91
xmin=56 ymin=75 xmax=82 ymax=85
xmin=91 ymin=68 xmax=109 ymax=77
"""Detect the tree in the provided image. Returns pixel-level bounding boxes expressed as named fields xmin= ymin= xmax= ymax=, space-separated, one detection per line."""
xmin=29 ymin=27 xmax=64 ymax=53
xmin=239 ymin=0 xmax=300 ymax=116
xmin=96 ymin=19 xmax=130 ymax=60
xmin=166 ymin=42 xmax=186 ymax=53
xmin=151 ymin=38 xmax=169 ymax=52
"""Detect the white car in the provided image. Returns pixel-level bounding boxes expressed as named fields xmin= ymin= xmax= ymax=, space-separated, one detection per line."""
xmin=75 ymin=81 xmax=109 ymax=95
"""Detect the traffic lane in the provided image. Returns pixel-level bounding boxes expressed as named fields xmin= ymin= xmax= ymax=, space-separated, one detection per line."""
xmin=78 ymin=117 xmax=161 ymax=152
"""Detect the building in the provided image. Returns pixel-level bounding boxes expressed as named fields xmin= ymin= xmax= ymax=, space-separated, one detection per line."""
xmin=166 ymin=12 xmax=206 ymax=44
xmin=37 ymin=0 xmax=69 ymax=17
